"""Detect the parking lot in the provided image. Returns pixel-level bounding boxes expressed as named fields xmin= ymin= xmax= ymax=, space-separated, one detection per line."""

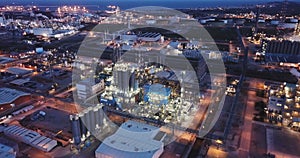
xmin=20 ymin=107 xmax=72 ymax=138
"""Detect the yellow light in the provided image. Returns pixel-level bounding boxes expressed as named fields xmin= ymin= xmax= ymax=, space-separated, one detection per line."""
xmin=216 ymin=139 xmax=223 ymax=144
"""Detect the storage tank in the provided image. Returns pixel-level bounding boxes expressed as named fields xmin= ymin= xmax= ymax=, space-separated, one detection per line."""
xmin=70 ymin=115 xmax=81 ymax=145
xmin=129 ymin=71 xmax=136 ymax=91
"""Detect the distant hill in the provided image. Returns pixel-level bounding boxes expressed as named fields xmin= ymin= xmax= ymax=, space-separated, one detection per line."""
xmin=181 ymin=1 xmax=300 ymax=18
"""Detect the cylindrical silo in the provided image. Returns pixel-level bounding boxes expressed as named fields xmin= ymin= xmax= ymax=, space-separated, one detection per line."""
xmin=70 ymin=115 xmax=81 ymax=145
xmin=89 ymin=107 xmax=96 ymax=132
xmin=83 ymin=108 xmax=91 ymax=133
xmin=94 ymin=106 xmax=101 ymax=129
xmin=78 ymin=113 xmax=87 ymax=137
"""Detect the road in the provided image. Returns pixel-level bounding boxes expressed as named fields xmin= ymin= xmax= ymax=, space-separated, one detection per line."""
xmin=239 ymin=78 xmax=266 ymax=156
xmin=238 ymin=79 xmax=265 ymax=157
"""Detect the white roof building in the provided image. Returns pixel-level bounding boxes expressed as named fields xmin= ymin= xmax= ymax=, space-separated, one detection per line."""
xmin=4 ymin=125 xmax=57 ymax=152
xmin=95 ymin=120 xmax=164 ymax=158
xmin=33 ymin=28 xmax=53 ymax=36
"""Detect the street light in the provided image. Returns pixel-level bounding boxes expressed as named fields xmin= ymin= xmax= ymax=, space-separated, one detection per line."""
xmin=216 ymin=139 xmax=223 ymax=149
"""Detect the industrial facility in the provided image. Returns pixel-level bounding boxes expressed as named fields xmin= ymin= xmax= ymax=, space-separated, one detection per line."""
xmin=70 ymin=105 xmax=105 ymax=145
xmin=76 ymin=78 xmax=105 ymax=100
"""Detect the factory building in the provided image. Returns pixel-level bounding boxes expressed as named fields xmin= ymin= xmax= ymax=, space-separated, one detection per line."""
xmin=139 ymin=32 xmax=162 ymax=42
xmin=4 ymin=125 xmax=57 ymax=152
xmin=144 ymin=83 xmax=171 ymax=106
xmin=95 ymin=120 xmax=164 ymax=158
xmin=33 ymin=28 xmax=53 ymax=36
xmin=76 ymin=78 xmax=105 ymax=100
xmin=112 ymin=63 xmax=138 ymax=93
xmin=289 ymin=79 xmax=300 ymax=127
xmin=111 ymin=62 xmax=139 ymax=106
xmin=117 ymin=42 xmax=206 ymax=107
xmin=262 ymin=40 xmax=300 ymax=56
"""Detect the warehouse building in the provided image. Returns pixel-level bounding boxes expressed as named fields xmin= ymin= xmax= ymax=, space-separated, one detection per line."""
xmin=262 ymin=39 xmax=300 ymax=55
xmin=0 ymin=143 xmax=16 ymax=158
xmin=0 ymin=57 xmax=15 ymax=68
xmin=0 ymin=88 xmax=30 ymax=106
xmin=6 ymin=67 xmax=33 ymax=77
xmin=139 ymin=32 xmax=162 ymax=42
xmin=4 ymin=125 xmax=57 ymax=152
xmin=95 ymin=120 xmax=164 ymax=158
xmin=0 ymin=88 xmax=31 ymax=117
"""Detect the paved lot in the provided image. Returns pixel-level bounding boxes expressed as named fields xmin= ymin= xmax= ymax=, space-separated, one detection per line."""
xmin=267 ymin=127 xmax=300 ymax=158
xmin=249 ymin=123 xmax=267 ymax=158
xmin=20 ymin=107 xmax=72 ymax=138
xmin=207 ymin=146 xmax=228 ymax=158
